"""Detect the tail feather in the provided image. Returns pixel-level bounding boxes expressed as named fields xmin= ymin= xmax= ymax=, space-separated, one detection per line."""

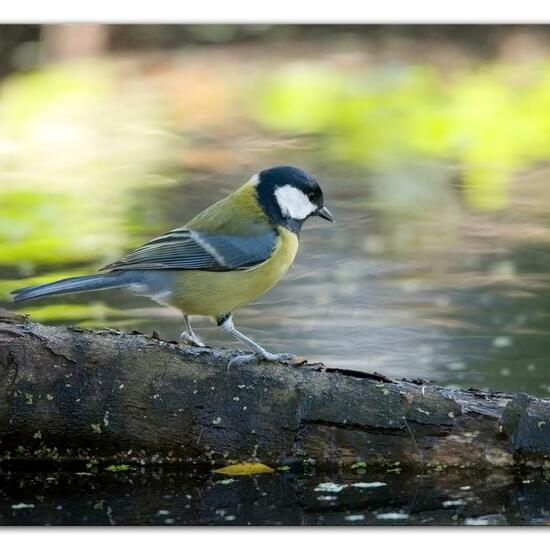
xmin=11 ymin=273 xmax=131 ymax=303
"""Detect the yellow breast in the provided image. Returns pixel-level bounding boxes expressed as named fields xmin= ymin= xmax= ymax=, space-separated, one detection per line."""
xmin=170 ymin=227 xmax=299 ymax=318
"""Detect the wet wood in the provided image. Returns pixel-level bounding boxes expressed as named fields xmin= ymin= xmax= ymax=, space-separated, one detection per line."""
xmin=0 ymin=308 xmax=549 ymax=469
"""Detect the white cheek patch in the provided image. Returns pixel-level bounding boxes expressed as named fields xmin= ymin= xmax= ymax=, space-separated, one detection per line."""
xmin=274 ymin=184 xmax=317 ymax=220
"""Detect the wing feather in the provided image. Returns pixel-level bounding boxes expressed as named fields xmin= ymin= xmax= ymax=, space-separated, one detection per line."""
xmin=101 ymin=228 xmax=277 ymax=272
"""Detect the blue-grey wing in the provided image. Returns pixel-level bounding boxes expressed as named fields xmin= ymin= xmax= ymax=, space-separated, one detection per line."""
xmin=101 ymin=228 xmax=278 ymax=271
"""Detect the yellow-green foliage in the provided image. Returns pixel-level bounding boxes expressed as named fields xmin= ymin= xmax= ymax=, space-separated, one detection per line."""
xmin=254 ymin=61 xmax=550 ymax=210
xmin=0 ymin=61 xmax=183 ymax=271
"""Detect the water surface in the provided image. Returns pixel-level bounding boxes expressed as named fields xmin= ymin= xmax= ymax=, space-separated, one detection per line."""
xmin=1 ymin=465 xmax=548 ymax=526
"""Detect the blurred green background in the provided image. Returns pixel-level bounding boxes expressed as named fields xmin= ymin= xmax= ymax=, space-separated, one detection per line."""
xmin=2 ymin=24 xmax=550 ymax=395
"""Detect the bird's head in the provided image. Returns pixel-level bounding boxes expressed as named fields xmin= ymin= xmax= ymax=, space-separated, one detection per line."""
xmin=254 ymin=166 xmax=334 ymax=233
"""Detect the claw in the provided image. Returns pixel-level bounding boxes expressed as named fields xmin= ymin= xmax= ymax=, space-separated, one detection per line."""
xmin=180 ymin=331 xmax=205 ymax=348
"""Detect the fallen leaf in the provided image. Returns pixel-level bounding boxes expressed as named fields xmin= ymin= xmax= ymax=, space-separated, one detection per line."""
xmin=214 ymin=462 xmax=274 ymax=475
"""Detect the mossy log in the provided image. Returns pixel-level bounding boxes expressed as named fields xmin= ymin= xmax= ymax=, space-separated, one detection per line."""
xmin=1 ymin=308 xmax=549 ymax=470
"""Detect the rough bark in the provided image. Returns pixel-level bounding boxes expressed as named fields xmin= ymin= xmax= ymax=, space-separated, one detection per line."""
xmin=0 ymin=308 xmax=549 ymax=470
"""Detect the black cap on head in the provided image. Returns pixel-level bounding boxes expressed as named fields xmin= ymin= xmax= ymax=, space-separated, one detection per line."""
xmin=256 ymin=166 xmax=332 ymax=233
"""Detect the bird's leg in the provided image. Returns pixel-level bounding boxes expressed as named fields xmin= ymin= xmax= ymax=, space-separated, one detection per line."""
xmin=180 ymin=315 xmax=205 ymax=347
xmin=217 ymin=313 xmax=294 ymax=368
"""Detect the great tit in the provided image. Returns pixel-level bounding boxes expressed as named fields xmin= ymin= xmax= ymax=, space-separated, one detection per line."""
xmin=12 ymin=166 xmax=334 ymax=367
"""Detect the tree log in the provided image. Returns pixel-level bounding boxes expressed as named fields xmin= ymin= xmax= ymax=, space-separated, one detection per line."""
xmin=0 ymin=308 xmax=549 ymax=470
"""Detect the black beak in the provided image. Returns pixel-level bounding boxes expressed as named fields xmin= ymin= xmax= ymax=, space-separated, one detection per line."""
xmin=316 ymin=206 xmax=335 ymax=222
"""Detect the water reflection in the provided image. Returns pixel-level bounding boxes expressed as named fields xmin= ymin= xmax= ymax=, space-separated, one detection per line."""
xmin=0 ymin=465 xmax=547 ymax=526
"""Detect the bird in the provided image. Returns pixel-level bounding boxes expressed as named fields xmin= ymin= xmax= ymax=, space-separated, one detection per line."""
xmin=12 ymin=166 xmax=334 ymax=368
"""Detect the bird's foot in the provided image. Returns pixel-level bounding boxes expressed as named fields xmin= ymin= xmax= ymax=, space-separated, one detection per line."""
xmin=227 ymin=351 xmax=295 ymax=370
xmin=180 ymin=331 xmax=205 ymax=347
